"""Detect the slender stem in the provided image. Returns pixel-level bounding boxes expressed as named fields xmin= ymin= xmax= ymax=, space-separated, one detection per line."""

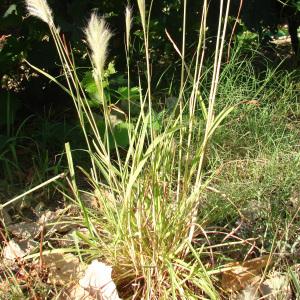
xmin=1 ymin=173 xmax=65 ymax=210
xmin=187 ymin=0 xmax=231 ymax=248
xmin=176 ymin=0 xmax=187 ymax=203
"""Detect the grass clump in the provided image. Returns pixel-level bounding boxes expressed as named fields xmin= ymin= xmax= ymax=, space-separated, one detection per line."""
xmin=21 ymin=0 xmax=235 ymax=298
xmin=195 ymin=51 xmax=300 ymax=273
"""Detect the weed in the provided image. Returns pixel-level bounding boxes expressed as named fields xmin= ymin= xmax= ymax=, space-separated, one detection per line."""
xmin=2 ymin=0 xmax=299 ymax=298
xmin=22 ymin=0 xmax=235 ymax=298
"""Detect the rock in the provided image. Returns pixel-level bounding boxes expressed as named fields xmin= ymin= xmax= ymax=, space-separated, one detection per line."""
xmin=7 ymin=221 xmax=40 ymax=240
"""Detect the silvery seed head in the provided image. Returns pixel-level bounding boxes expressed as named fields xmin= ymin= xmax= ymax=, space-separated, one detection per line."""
xmin=26 ymin=0 xmax=53 ymax=26
xmin=125 ymin=6 xmax=132 ymax=50
xmin=137 ymin=0 xmax=146 ymax=31
xmin=85 ymin=13 xmax=112 ymax=78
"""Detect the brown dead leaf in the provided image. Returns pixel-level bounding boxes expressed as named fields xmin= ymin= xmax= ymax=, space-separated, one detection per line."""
xmin=38 ymin=207 xmax=76 ymax=234
xmin=245 ymin=100 xmax=259 ymax=106
xmin=240 ymin=100 xmax=260 ymax=107
xmin=80 ymin=191 xmax=99 ymax=209
xmin=221 ymin=256 xmax=272 ymax=292
xmin=60 ymin=284 xmax=94 ymax=300
xmin=43 ymin=253 xmax=84 ymax=286
xmin=1 ymin=208 xmax=12 ymax=225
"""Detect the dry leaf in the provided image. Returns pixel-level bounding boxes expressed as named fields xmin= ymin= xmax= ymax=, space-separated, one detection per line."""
xmin=39 ymin=210 xmax=60 ymax=225
xmin=38 ymin=208 xmax=76 ymax=234
xmin=221 ymin=256 xmax=271 ymax=292
xmin=43 ymin=253 xmax=84 ymax=285
xmin=1 ymin=208 xmax=12 ymax=225
xmin=260 ymin=273 xmax=292 ymax=299
xmin=237 ymin=286 xmax=259 ymax=300
xmin=81 ymin=191 xmax=99 ymax=209
xmin=79 ymin=260 xmax=121 ymax=300
xmin=3 ymin=239 xmax=26 ymax=261
xmin=60 ymin=228 xmax=89 ymax=247
xmin=289 ymin=189 xmax=300 ymax=209
xmin=61 ymin=284 xmax=94 ymax=300
xmin=245 ymin=100 xmax=260 ymax=106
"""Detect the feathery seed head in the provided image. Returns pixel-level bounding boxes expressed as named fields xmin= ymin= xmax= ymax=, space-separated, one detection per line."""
xmin=137 ymin=0 xmax=146 ymax=31
xmin=85 ymin=13 xmax=112 ymax=78
xmin=26 ymin=0 xmax=53 ymax=25
xmin=125 ymin=6 xmax=132 ymax=50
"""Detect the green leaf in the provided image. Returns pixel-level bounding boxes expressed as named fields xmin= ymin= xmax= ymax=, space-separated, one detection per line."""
xmin=116 ymin=86 xmax=140 ymax=101
xmin=81 ymin=71 xmax=109 ymax=105
xmin=152 ymin=110 xmax=166 ymax=132
xmin=82 ymin=72 xmax=97 ymax=94
xmin=105 ymin=61 xmax=116 ymax=77
xmin=0 ymin=135 xmax=9 ymax=152
xmin=95 ymin=118 xmax=132 ymax=150
xmin=113 ymin=122 xmax=131 ymax=148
